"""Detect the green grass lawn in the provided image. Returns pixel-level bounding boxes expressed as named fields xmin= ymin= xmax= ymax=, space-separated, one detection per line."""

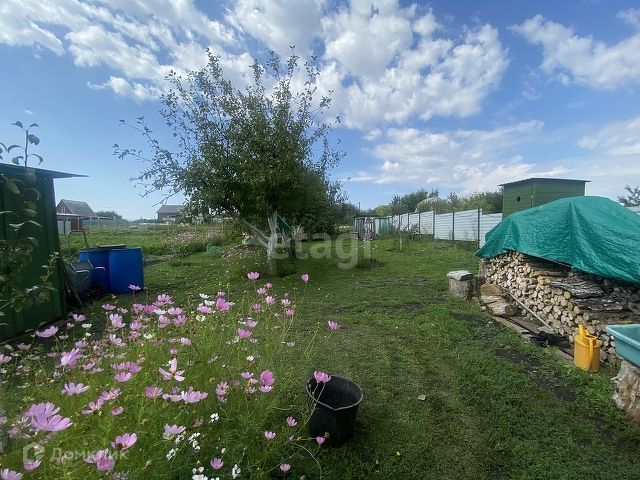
xmin=135 ymin=238 xmax=640 ymax=480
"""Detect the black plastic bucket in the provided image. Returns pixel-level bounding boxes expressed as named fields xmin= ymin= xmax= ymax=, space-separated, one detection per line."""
xmin=306 ymin=374 xmax=363 ymax=447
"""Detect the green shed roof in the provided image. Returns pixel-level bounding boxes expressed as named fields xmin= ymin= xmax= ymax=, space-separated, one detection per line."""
xmin=0 ymin=163 xmax=86 ymax=179
xmin=499 ymin=177 xmax=589 ymax=187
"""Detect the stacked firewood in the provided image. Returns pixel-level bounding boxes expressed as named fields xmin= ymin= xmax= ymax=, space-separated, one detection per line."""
xmin=479 ymin=251 xmax=640 ymax=363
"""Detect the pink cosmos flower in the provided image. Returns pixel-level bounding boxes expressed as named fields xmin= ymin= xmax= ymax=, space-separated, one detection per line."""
xmin=313 ymin=371 xmax=332 ymax=383
xmin=99 ymin=388 xmax=121 ymax=402
xmin=259 ymin=385 xmax=273 ymax=393
xmin=115 ymin=372 xmax=132 ymax=383
xmin=81 ymin=398 xmax=105 ymax=415
xmin=156 ymin=294 xmax=173 ymax=306
xmin=158 ymin=316 xmax=171 ymax=328
xmin=328 ymin=321 xmax=340 ymax=330
xmin=109 ymin=314 xmax=125 ymax=329
xmin=265 ymin=295 xmax=276 ymax=305
xmin=180 ymin=387 xmax=208 ymax=403
xmin=0 ymin=354 xmax=11 ymax=364
xmin=85 ymin=449 xmax=114 ymax=472
xmin=264 ymin=431 xmax=276 ymax=440
xmin=31 ymin=412 xmax=73 ymax=432
xmin=60 ymin=348 xmax=82 ymax=368
xmin=128 ymin=284 xmax=141 ymax=291
xmin=109 ymin=334 xmax=125 ymax=347
xmin=197 ymin=305 xmax=212 ymax=314
xmin=260 ymin=370 xmax=275 ymax=387
xmin=285 ymin=308 xmax=295 ymax=317
xmin=210 ymin=457 xmax=224 ymax=470
xmin=257 ymin=287 xmax=267 ymax=295
xmin=159 ymin=358 xmax=185 ymax=382
xmin=145 ymin=386 xmax=163 ymax=399
xmin=173 ymin=315 xmax=187 ymax=326
xmin=280 ymin=464 xmax=291 ymax=473
xmin=286 ymin=416 xmax=297 ymax=427
xmin=316 ymin=436 xmax=326 ymax=445
xmin=0 ymin=469 xmax=22 ymax=480
xmin=252 ymin=303 xmax=262 ymax=312
xmin=163 ymin=424 xmax=185 ymax=439
xmin=62 ymin=382 xmax=90 ymax=396
xmin=102 ymin=303 xmax=116 ymax=311
xmin=237 ymin=328 xmax=252 ymax=339
xmin=281 ymin=298 xmax=291 ymax=306
xmin=246 ymin=318 xmax=258 ymax=328
xmin=240 ymin=371 xmax=253 ymax=379
xmin=23 ymin=459 xmax=41 ymax=471
xmin=215 ymin=382 xmax=228 ymax=397
xmin=247 ymin=271 xmax=260 ymax=280
xmin=112 ymin=432 xmax=137 ymax=450
xmin=17 ymin=343 xmax=30 ymax=351
xmin=301 ymin=273 xmax=309 ymax=283
xmin=0 ymin=416 xmax=7 ymax=425
xmin=111 ymin=406 xmax=124 ymax=416
xmin=167 ymin=307 xmax=182 ymax=316
xmin=216 ymin=297 xmax=231 ymax=312
xmin=35 ymin=325 xmax=58 ymax=338
xmin=72 ymin=313 xmax=86 ymax=322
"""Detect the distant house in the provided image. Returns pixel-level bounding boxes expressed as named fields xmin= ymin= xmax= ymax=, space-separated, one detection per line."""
xmin=56 ymin=199 xmax=97 ymax=231
xmin=157 ymin=204 xmax=185 ymax=222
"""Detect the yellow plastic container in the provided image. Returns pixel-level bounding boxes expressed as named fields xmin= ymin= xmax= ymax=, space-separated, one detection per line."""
xmin=574 ymin=324 xmax=601 ymax=372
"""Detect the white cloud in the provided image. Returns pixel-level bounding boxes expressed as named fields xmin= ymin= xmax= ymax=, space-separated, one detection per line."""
xmin=0 ymin=0 xmax=508 ymax=132
xmin=578 ymin=116 xmax=640 ymax=156
xmin=348 ymin=121 xmax=549 ymax=191
xmin=511 ymin=14 xmax=640 ymax=89
xmin=226 ymin=0 xmax=325 ymax=57
xmin=617 ymin=8 xmax=640 ymax=30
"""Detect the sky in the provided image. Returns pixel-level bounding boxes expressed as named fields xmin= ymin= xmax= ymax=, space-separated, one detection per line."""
xmin=1 ymin=0 xmax=639 ymax=219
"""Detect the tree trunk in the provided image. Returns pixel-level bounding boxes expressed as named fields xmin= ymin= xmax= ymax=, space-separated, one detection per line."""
xmin=267 ymin=212 xmax=278 ymax=275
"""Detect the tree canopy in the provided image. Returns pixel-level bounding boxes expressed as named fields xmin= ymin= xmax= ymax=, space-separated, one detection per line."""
xmin=618 ymin=185 xmax=640 ymax=207
xmin=116 ymin=50 xmax=343 ymax=234
xmin=368 ymin=188 xmax=503 ymax=215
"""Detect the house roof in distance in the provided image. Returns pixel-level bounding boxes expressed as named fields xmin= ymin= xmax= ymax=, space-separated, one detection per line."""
xmin=57 ymin=199 xmax=97 ymax=217
xmin=156 ymin=204 xmax=185 ymax=214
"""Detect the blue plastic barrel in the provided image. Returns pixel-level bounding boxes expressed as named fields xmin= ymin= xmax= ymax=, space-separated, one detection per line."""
xmin=78 ymin=248 xmax=110 ymax=292
xmin=108 ymin=247 xmax=144 ymax=294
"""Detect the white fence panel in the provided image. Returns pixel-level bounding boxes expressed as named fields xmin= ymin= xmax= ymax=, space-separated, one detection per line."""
xmin=408 ymin=213 xmax=420 ymax=230
xmin=479 ymin=213 xmax=502 ymax=247
xmin=419 ymin=211 xmax=434 ymax=234
xmin=434 ymin=212 xmax=453 ymax=240
xmin=452 ymin=209 xmax=479 ymax=242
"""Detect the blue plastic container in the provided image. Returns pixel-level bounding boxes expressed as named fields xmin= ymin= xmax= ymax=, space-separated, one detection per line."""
xmin=78 ymin=248 xmax=110 ymax=292
xmin=605 ymin=324 xmax=640 ymax=367
xmin=108 ymin=247 xmax=144 ymax=294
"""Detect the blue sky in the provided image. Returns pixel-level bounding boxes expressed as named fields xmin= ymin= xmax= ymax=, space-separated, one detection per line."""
xmin=1 ymin=0 xmax=639 ymax=219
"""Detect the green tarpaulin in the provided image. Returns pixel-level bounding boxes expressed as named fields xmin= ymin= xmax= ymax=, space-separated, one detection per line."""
xmin=477 ymin=196 xmax=640 ymax=285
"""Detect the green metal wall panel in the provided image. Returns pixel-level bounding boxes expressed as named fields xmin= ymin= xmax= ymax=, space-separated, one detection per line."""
xmin=502 ymin=183 xmax=533 ymax=217
xmin=0 ymin=167 xmax=66 ymax=340
xmin=502 ymin=179 xmax=587 ymax=217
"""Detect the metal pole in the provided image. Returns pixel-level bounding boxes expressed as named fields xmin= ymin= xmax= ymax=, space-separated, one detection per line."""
xmin=452 ymin=208 xmax=455 ymax=246
xmin=477 ymin=208 xmax=481 ymax=248
xmin=433 ymin=210 xmax=436 ymax=243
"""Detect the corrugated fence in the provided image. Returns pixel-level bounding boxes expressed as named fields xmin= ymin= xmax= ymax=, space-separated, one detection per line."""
xmin=390 ymin=209 xmax=502 ymax=247
xmin=390 ymin=206 xmax=640 ymax=248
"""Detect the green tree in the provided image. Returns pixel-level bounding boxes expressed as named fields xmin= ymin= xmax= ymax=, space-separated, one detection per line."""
xmin=116 ymin=50 xmax=342 ymax=271
xmin=0 ymin=122 xmax=58 ymax=319
xmin=618 ymin=185 xmax=640 ymax=207
xmin=95 ymin=210 xmax=124 ymax=220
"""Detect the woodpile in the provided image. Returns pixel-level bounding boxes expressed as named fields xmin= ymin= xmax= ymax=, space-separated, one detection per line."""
xmin=478 ymin=251 xmax=640 ymax=363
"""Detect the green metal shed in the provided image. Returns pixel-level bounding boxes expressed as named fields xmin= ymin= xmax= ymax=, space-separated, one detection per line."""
xmin=0 ymin=164 xmax=84 ymax=341
xmin=500 ymin=177 xmax=589 ymax=218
